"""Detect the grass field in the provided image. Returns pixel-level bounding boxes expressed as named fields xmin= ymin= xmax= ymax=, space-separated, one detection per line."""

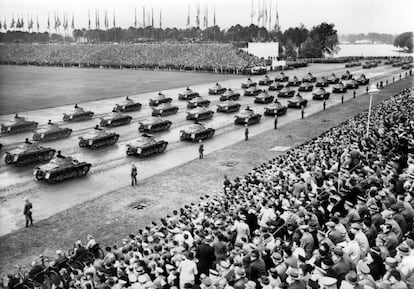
xmin=0 ymin=65 xmax=243 ymax=115
xmin=0 ymin=77 xmax=411 ymax=275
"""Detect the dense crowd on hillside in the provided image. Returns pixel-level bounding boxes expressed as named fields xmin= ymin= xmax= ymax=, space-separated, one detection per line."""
xmin=0 ymin=44 xmax=267 ymax=74
xmin=5 ymin=87 xmax=414 ymax=289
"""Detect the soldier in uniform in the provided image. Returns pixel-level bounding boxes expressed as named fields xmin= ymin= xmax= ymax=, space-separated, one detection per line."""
xmin=131 ymin=163 xmax=138 ymax=186
xmin=23 ymin=197 xmax=33 ymax=227
xmin=245 ymin=125 xmax=249 ymax=141
xmin=274 ymin=114 xmax=278 ymax=130
xmin=199 ymin=140 xmax=204 ymax=159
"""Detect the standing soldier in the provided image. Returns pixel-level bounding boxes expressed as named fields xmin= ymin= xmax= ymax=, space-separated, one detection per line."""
xmin=23 ymin=197 xmax=33 ymax=227
xmin=245 ymin=124 xmax=249 ymax=141
xmin=301 ymin=106 xmax=305 ymax=119
xmin=353 ymin=90 xmax=356 ymax=98
xmin=198 ymin=140 xmax=204 ymax=159
xmin=274 ymin=114 xmax=278 ymax=130
xmin=323 ymin=99 xmax=326 ymax=110
xmin=131 ymin=163 xmax=138 ymax=186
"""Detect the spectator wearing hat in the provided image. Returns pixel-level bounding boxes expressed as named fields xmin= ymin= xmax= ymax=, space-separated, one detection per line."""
xmin=388 ymin=270 xmax=408 ymax=289
xmin=368 ymin=204 xmax=384 ymax=230
xmin=213 ymin=233 xmax=228 ymax=263
xmin=391 ymin=202 xmax=408 ymax=235
xmin=321 ymin=258 xmax=338 ymax=279
xmin=383 ymin=257 xmax=399 ymax=280
xmin=233 ymin=268 xmax=248 ymax=289
xmin=349 ymin=223 xmax=369 ymax=258
xmin=361 ymin=219 xmax=377 ymax=248
xmin=332 ymin=246 xmax=351 ymax=283
xmin=271 ymin=252 xmax=288 ymax=281
xmin=248 ymin=249 xmax=267 ymax=283
xmin=383 ymin=210 xmax=403 ymax=242
xmin=326 ymin=222 xmax=346 ymax=245
xmin=340 ymin=271 xmax=360 ymax=289
xmin=376 ymin=224 xmax=399 ymax=257
xmin=201 ymin=277 xmax=216 ymax=289
xmin=195 ymin=235 xmax=216 ymax=276
xmin=344 ymin=201 xmax=361 ymax=225
xmin=298 ymin=225 xmax=314 ymax=260
xmin=286 ymin=269 xmax=306 ymax=289
xmin=260 ymin=276 xmax=272 ymax=289
xmin=397 ymin=249 xmax=414 ymax=288
xmin=231 ymin=216 xmax=251 ymax=244
xmin=356 ymin=261 xmax=375 ymax=288
xmin=366 ymin=247 xmax=385 ymax=281
xmin=178 ymin=251 xmax=198 ymax=289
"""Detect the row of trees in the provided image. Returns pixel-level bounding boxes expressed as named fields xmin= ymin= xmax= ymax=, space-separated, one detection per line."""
xmin=0 ymin=23 xmax=340 ymax=59
xmin=394 ymin=32 xmax=413 ymax=53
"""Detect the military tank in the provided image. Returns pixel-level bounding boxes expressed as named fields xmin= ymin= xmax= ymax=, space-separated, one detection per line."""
xmin=78 ymin=126 xmax=120 ymax=149
xmin=315 ymin=76 xmax=329 ymax=87
xmin=33 ymin=152 xmax=92 ymax=184
xmin=269 ymin=83 xmax=284 ymax=91
xmin=278 ymin=87 xmax=295 ymax=98
xmin=186 ymin=107 xmax=214 ymax=121
xmin=1 ymin=114 xmax=38 ymax=134
xmin=332 ymin=82 xmax=347 ymax=93
xmin=287 ymin=76 xmax=301 ymax=87
xmin=32 ymin=120 xmax=72 ymax=141
xmin=258 ymin=75 xmax=274 ymax=85
xmin=345 ymin=79 xmax=359 ymax=89
xmin=178 ymin=87 xmax=200 ymax=101
xmin=114 ymin=96 xmax=142 ymax=112
xmin=126 ymin=134 xmax=168 ymax=157
xmin=4 ymin=139 xmax=56 ymax=166
xmin=254 ymin=91 xmax=275 ymax=104
xmin=187 ymin=97 xmax=211 ymax=109
xmin=298 ymin=82 xmax=314 ymax=92
xmin=138 ymin=117 xmax=172 ymax=133
xmin=327 ymin=73 xmax=340 ymax=84
xmin=63 ymin=104 xmax=94 ymax=122
xmin=234 ymin=108 xmax=262 ymax=125
xmin=302 ymin=72 xmax=316 ymax=83
xmin=356 ymin=74 xmax=370 ymax=85
xmin=208 ymin=83 xmax=227 ymax=95
xmin=180 ymin=122 xmax=215 ymax=142
xmin=216 ymin=101 xmax=241 ymax=113
xmin=264 ymin=101 xmax=288 ymax=117
xmin=312 ymin=87 xmax=330 ymax=100
xmin=149 ymin=92 xmax=173 ymax=106
xmin=362 ymin=62 xmax=373 ymax=69
xmin=287 ymin=93 xmax=308 ymax=108
xmin=241 ymin=77 xmax=257 ymax=89
xmin=341 ymin=71 xmax=353 ymax=80
xmin=244 ymin=87 xmax=262 ymax=96
xmin=219 ymin=89 xmax=240 ymax=101
xmin=100 ymin=110 xmax=132 ymax=127
xmin=152 ymin=103 xmax=179 ymax=116
xmin=274 ymin=72 xmax=289 ymax=82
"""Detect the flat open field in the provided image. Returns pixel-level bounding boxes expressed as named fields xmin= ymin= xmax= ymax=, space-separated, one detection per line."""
xmin=0 ymin=65 xmax=243 ymax=115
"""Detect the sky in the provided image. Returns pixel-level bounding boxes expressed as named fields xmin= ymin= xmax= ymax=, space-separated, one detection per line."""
xmin=0 ymin=0 xmax=413 ymax=35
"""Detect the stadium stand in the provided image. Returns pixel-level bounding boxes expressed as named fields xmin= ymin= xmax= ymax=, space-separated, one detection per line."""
xmin=0 ymin=44 xmax=268 ymax=74
xmin=4 ymin=87 xmax=414 ymax=289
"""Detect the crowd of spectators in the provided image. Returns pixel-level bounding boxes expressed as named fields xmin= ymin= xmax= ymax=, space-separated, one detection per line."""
xmin=5 ymin=87 xmax=414 ymax=289
xmin=0 ymin=44 xmax=268 ymax=74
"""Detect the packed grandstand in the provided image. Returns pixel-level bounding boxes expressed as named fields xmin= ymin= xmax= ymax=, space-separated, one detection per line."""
xmin=5 ymin=87 xmax=414 ymax=289
xmin=0 ymin=44 xmax=268 ymax=74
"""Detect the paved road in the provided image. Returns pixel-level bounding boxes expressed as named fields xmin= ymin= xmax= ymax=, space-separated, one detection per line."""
xmin=0 ymin=63 xmax=408 ymax=235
